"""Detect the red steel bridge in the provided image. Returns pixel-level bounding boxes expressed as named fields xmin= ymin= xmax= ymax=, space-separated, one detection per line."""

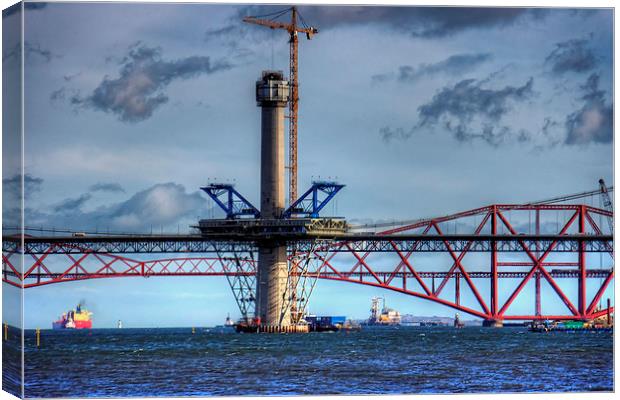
xmin=2 ymin=202 xmax=614 ymax=324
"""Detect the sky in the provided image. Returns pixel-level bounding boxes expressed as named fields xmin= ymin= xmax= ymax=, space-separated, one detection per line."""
xmin=1 ymin=2 xmax=614 ymax=328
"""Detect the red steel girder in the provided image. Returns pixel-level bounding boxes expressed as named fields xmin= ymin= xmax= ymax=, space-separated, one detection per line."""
xmin=2 ymin=203 xmax=613 ymax=322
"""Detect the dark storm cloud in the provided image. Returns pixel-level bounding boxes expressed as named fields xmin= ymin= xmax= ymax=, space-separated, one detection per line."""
xmin=53 ymin=193 xmax=92 ymax=213
xmin=545 ymin=37 xmax=597 ymax=74
xmin=71 ymin=43 xmax=233 ymax=122
xmin=237 ymin=6 xmax=540 ymax=38
xmin=375 ymin=53 xmax=492 ymax=84
xmin=89 ymin=182 xmax=126 ymax=193
xmin=565 ymin=73 xmax=613 ymax=145
xmin=381 ymin=77 xmax=534 ymax=146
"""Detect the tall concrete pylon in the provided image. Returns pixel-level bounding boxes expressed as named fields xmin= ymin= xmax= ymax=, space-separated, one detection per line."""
xmin=255 ymin=71 xmax=291 ymax=327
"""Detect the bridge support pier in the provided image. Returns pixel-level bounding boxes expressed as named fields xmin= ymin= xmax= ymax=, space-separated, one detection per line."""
xmin=482 ymin=319 xmax=504 ymax=328
xmin=257 ymin=244 xmax=290 ymax=326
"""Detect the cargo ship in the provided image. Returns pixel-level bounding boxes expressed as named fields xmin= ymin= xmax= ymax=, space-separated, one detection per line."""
xmin=365 ymin=297 xmax=401 ymax=325
xmin=52 ymin=303 xmax=93 ymax=329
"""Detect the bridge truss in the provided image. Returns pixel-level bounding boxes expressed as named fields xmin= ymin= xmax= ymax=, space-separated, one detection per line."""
xmin=2 ymin=204 xmax=614 ymax=322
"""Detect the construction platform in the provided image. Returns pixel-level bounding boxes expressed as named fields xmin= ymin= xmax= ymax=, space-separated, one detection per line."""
xmin=235 ymin=323 xmax=310 ymax=333
xmin=195 ymin=217 xmax=348 ymax=238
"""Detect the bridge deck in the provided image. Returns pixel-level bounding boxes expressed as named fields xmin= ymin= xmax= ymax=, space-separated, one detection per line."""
xmin=2 ymin=233 xmax=614 ymax=253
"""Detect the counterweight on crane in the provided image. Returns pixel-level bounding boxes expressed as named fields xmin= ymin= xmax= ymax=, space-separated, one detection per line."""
xmin=243 ymin=7 xmax=318 ymax=206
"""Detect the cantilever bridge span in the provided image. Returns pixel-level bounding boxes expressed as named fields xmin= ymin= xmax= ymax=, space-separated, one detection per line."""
xmin=2 ymin=203 xmax=614 ymax=323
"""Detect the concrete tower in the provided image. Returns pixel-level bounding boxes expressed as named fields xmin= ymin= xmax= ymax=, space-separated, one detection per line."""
xmin=255 ymin=71 xmax=291 ymax=327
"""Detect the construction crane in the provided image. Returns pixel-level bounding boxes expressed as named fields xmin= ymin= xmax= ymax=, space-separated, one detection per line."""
xmin=599 ymin=178 xmax=613 ymax=234
xmin=243 ymin=7 xmax=318 ymax=206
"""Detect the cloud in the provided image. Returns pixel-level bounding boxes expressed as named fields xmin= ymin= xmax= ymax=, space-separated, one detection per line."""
xmin=63 ymin=72 xmax=82 ymax=82
xmin=105 ymin=183 xmax=205 ymax=229
xmin=53 ymin=193 xmax=92 ymax=213
xmin=209 ymin=6 xmax=540 ymax=54
xmin=375 ymin=53 xmax=491 ymax=84
xmin=565 ymin=73 xmax=613 ymax=145
xmin=2 ymin=41 xmax=57 ymax=63
xmin=536 ymin=117 xmax=562 ymax=148
xmin=1 ymin=172 xmax=209 ymax=232
xmin=404 ymin=53 xmax=491 ymax=81
xmin=24 ymin=42 xmax=54 ymax=62
xmin=3 ymin=2 xmax=47 ymax=18
xmin=237 ymin=6 xmax=540 ymax=38
xmin=24 ymin=3 xmax=48 ymax=11
xmin=370 ymin=73 xmax=392 ymax=84
xmin=381 ymin=76 xmax=534 ymax=146
xmin=545 ymin=37 xmax=597 ymax=74
xmin=205 ymin=25 xmax=239 ymax=41
xmin=50 ymin=88 xmax=67 ymax=102
xmin=2 ymin=174 xmax=44 ymax=201
xmin=89 ymin=182 xmax=126 ymax=193
xmin=2 ymin=175 xmax=44 ymax=228
xmin=23 ymin=182 xmax=207 ymax=232
xmin=417 ymin=77 xmax=534 ymax=123
xmin=70 ymin=43 xmax=233 ymax=122
xmin=204 ymin=22 xmax=261 ymax=59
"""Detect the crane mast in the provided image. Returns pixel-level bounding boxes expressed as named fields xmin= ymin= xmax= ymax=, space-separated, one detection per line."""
xmin=243 ymin=7 xmax=318 ymax=206
xmin=289 ymin=7 xmax=299 ymax=205
xmin=599 ymin=178 xmax=613 ymax=234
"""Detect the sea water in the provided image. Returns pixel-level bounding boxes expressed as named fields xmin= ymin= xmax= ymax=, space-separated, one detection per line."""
xmin=2 ymin=326 xmax=613 ymax=397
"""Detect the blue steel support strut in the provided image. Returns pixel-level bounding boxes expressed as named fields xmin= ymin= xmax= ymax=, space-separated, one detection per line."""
xmin=282 ymin=181 xmax=345 ymax=218
xmin=201 ymin=184 xmax=260 ymax=219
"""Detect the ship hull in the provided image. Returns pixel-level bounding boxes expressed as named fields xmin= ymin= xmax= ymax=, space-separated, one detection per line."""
xmin=52 ymin=321 xmax=92 ymax=330
xmin=74 ymin=320 xmax=92 ymax=329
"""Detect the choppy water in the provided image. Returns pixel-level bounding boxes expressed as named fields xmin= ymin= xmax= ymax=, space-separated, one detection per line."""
xmin=2 ymin=326 xmax=613 ymax=397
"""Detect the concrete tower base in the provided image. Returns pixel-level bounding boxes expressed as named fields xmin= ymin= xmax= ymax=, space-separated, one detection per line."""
xmin=257 ymin=244 xmax=290 ymax=326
